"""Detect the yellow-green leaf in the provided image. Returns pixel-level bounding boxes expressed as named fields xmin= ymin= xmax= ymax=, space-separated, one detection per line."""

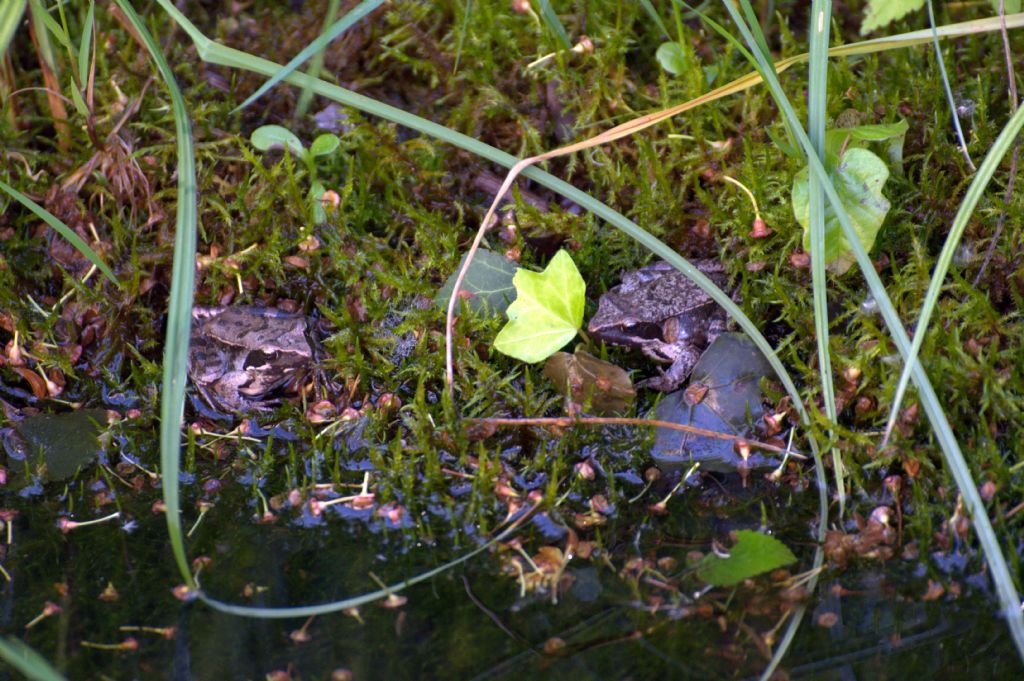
xmin=861 ymin=0 xmax=924 ymax=35
xmin=697 ymin=530 xmax=797 ymax=587
xmin=793 ymin=148 xmax=891 ymax=274
xmin=493 ymin=250 xmax=584 ymax=363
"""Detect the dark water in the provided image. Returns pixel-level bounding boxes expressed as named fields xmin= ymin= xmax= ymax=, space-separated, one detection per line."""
xmin=0 ymin=465 xmax=1019 ymax=681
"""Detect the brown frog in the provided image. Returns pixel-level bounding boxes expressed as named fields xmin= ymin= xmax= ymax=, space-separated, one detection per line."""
xmin=187 ymin=306 xmax=314 ymax=413
xmin=587 ymin=260 xmax=729 ymax=393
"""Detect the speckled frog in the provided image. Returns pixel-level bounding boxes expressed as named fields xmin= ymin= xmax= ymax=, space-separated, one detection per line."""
xmin=587 ymin=260 xmax=729 ymax=392
xmin=187 ymin=306 xmax=314 ymax=413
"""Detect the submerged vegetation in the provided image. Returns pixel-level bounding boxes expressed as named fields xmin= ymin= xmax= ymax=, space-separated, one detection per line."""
xmin=2 ymin=0 xmax=1024 ymax=678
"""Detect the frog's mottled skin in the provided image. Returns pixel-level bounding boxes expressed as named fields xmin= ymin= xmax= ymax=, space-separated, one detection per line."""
xmin=587 ymin=260 xmax=729 ymax=392
xmin=187 ymin=306 xmax=314 ymax=413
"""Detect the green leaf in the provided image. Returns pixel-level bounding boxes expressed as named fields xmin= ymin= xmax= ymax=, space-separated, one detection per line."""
xmin=250 ymin=124 xmax=305 ymax=156
xmin=69 ymin=82 xmax=89 ymax=116
xmin=493 ymin=250 xmax=584 ymax=363
xmin=535 ymin=0 xmax=572 ymax=50
xmin=861 ymin=0 xmax=924 ymax=35
xmin=656 ymin=42 xmax=689 ymax=76
xmin=991 ymin=0 xmax=1021 ymax=13
xmin=435 ymin=248 xmax=518 ymax=316
xmin=793 ymin=148 xmax=891 ymax=274
xmin=697 ymin=530 xmax=797 ymax=587
xmin=310 ymin=133 xmax=340 ymax=157
xmin=0 ymin=179 xmax=119 ymax=285
xmin=824 ymin=119 xmax=908 ymax=160
xmin=0 ymin=637 xmax=66 ymax=681
xmin=309 ymin=180 xmax=326 ymax=224
xmin=77 ymin=1 xmax=94 ymax=88
xmin=0 ymin=1 xmax=27 ymax=58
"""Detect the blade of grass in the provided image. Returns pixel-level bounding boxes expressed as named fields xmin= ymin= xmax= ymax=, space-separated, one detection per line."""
xmin=111 ymin=0 xmax=197 ymax=590
xmin=295 ymin=0 xmax=339 ymax=116
xmin=232 ymin=0 xmax=387 ymax=113
xmin=716 ymin=0 xmax=1024 ymax=660
xmin=28 ymin=0 xmax=70 ymax=51
xmin=639 ymin=0 xmax=670 ymax=37
xmin=76 ymin=0 xmax=94 ymax=89
xmin=27 ymin=0 xmax=69 ymax=149
xmin=806 ymin=0 xmax=842 ymax=514
xmin=0 ymin=0 xmax=27 ymax=56
xmin=200 ymin=504 xmax=534 ymax=618
xmin=0 ymin=637 xmax=66 ymax=681
xmin=927 ymin=0 xmax=975 ymax=171
xmin=0 ymin=179 xmax=119 ymax=285
xmin=535 ymin=0 xmax=572 ymax=50
xmin=882 ymin=103 xmax=1024 ymax=445
xmin=451 ymin=0 xmax=472 ymax=73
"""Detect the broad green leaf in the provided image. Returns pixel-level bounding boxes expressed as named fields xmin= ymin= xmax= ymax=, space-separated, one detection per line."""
xmin=861 ymin=0 xmax=924 ymax=35
xmin=493 ymin=250 xmax=584 ymax=363
xmin=435 ymin=248 xmax=518 ymax=316
xmin=250 ymin=124 xmax=305 ymax=156
xmin=310 ymin=133 xmax=340 ymax=157
xmin=697 ymin=530 xmax=797 ymax=587
xmin=793 ymin=148 xmax=891 ymax=274
xmin=656 ymin=42 xmax=689 ymax=76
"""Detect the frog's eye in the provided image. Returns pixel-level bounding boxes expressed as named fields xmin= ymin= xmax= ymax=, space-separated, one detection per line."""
xmin=623 ymin=322 xmax=663 ymax=340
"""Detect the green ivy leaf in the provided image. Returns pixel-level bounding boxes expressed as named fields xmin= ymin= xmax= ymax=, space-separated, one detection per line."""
xmin=435 ymin=249 xmax=519 ymax=316
xmin=824 ymin=119 xmax=908 ymax=168
xmin=861 ymin=0 xmax=923 ymax=35
xmin=310 ymin=133 xmax=341 ymax=157
xmin=792 ymin=147 xmax=891 ymax=274
xmin=697 ymin=530 xmax=797 ymax=587
xmin=655 ymin=42 xmax=689 ymax=76
xmin=250 ymin=124 xmax=305 ymax=157
xmin=493 ymin=250 xmax=584 ymax=363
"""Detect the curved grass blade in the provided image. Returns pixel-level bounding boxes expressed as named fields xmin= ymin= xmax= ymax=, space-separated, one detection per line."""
xmin=883 ymin=103 xmax=1024 ymax=445
xmin=927 ymin=0 xmax=975 ymax=170
xmin=639 ymin=0 xmax=669 ymax=37
xmin=0 ymin=0 xmax=27 ymax=57
xmin=295 ymin=0 xmax=339 ymax=116
xmin=717 ymin=0 xmax=1024 ymax=661
xmin=111 ymin=0 xmax=197 ymax=590
xmin=76 ymin=1 xmax=94 ymax=89
xmin=536 ymin=0 xmax=571 ymax=49
xmin=0 ymin=637 xmax=66 ymax=681
xmin=0 ymin=179 xmax=119 ymax=285
xmin=806 ymin=1 xmax=842 ymax=513
xmin=200 ymin=511 xmax=530 ymax=618
xmin=232 ymin=0 xmax=386 ymax=113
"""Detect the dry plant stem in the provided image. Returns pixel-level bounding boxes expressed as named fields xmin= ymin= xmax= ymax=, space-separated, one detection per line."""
xmin=465 ymin=416 xmax=801 ymax=456
xmin=974 ymin=0 xmax=1020 ymax=286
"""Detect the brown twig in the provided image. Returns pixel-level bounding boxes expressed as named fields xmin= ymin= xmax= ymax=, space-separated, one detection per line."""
xmin=464 ymin=416 xmax=803 ymax=458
